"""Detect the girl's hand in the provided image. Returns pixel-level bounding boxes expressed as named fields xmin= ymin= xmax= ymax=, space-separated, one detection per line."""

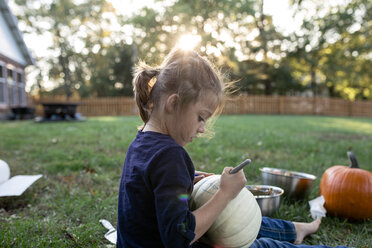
xmin=219 ymin=167 xmax=247 ymax=201
xmin=194 ymin=171 xmax=214 ymax=184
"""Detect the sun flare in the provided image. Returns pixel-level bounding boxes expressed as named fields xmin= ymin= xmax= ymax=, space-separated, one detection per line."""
xmin=176 ymin=34 xmax=201 ymax=51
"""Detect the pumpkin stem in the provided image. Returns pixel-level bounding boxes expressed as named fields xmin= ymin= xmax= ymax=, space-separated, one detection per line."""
xmin=347 ymin=151 xmax=359 ymax=168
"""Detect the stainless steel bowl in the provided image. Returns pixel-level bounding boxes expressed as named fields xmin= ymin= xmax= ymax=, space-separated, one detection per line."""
xmin=246 ymin=185 xmax=284 ymax=216
xmin=260 ymin=167 xmax=316 ymax=199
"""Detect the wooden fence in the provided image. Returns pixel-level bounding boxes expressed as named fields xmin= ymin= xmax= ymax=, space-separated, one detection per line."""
xmin=31 ymin=95 xmax=372 ymax=118
xmin=223 ymin=96 xmax=372 ymax=117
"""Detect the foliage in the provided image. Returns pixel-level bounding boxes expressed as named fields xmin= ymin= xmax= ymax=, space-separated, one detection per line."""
xmin=87 ymin=43 xmax=135 ymax=97
xmin=11 ymin=0 xmax=372 ymax=100
xmin=0 ymin=115 xmax=371 ymax=247
xmin=128 ymin=0 xmax=372 ymax=99
xmin=14 ymin=0 xmax=136 ymax=98
xmin=287 ymin=0 xmax=372 ymax=99
xmin=130 ymin=0 xmax=292 ymax=95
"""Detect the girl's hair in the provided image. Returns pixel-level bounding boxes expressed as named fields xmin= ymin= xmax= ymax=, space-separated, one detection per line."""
xmin=132 ymin=48 xmax=224 ymax=125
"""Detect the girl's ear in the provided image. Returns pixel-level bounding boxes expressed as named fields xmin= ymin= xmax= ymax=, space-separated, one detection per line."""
xmin=165 ymin=94 xmax=179 ymax=113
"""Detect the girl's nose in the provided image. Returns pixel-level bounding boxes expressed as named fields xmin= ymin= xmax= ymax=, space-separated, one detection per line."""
xmin=197 ymin=123 xmax=205 ymax=133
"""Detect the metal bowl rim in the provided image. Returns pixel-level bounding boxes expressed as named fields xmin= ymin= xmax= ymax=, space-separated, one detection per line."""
xmin=259 ymin=167 xmax=317 ymax=180
xmin=246 ymin=185 xmax=284 ymax=199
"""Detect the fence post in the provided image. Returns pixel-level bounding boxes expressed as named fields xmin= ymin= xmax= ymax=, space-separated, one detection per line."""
xmin=279 ymin=96 xmax=284 ymax=115
xmin=349 ymin=100 xmax=353 ymax=117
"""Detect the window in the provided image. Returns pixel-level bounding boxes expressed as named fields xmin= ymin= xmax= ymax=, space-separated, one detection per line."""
xmin=17 ymin=71 xmax=26 ymax=106
xmin=7 ymin=68 xmax=13 ymax=83
xmin=7 ymin=67 xmax=18 ymax=106
xmin=0 ymin=65 xmax=25 ymax=106
xmin=0 ymin=64 xmax=6 ymax=104
xmin=17 ymin=72 xmax=22 ymax=83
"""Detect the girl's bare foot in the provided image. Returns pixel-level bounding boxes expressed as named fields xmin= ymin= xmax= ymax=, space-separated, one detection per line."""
xmin=293 ymin=217 xmax=322 ymax=244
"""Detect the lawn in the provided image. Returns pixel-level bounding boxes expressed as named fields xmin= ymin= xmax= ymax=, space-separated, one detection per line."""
xmin=0 ymin=115 xmax=371 ymax=247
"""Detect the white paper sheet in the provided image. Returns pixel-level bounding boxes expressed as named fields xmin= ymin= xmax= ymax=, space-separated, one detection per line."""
xmin=308 ymin=195 xmax=327 ymax=219
xmin=0 ymin=175 xmax=43 ymax=197
xmin=0 ymin=159 xmax=43 ymax=197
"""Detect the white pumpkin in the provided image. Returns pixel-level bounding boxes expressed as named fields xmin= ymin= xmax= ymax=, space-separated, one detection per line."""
xmin=0 ymin=160 xmax=10 ymax=184
xmin=190 ymin=175 xmax=262 ymax=248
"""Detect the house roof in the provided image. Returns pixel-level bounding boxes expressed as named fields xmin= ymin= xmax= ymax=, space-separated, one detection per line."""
xmin=0 ymin=0 xmax=35 ymax=66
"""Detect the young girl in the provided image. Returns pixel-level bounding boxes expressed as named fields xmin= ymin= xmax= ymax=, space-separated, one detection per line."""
xmin=117 ymin=48 xmax=348 ymax=248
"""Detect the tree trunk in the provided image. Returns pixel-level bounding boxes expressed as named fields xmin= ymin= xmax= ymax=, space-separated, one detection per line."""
xmin=256 ymin=0 xmax=271 ymax=95
xmin=58 ymin=54 xmax=72 ymax=99
xmin=56 ymin=30 xmax=72 ymax=100
xmin=310 ymin=66 xmax=316 ymax=97
xmin=327 ymin=80 xmax=335 ymax=97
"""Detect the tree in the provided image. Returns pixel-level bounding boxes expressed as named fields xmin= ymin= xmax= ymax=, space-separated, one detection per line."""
xmin=236 ymin=0 xmax=292 ymax=95
xmin=288 ymin=0 xmax=372 ymax=100
xmin=129 ymin=0 xmax=298 ymax=95
xmin=14 ymin=0 xmax=116 ymax=98
xmin=320 ymin=0 xmax=372 ymax=100
xmin=128 ymin=0 xmax=257 ymax=65
xmin=87 ymin=43 xmax=136 ymax=97
xmin=14 ymin=0 xmax=370 ymax=99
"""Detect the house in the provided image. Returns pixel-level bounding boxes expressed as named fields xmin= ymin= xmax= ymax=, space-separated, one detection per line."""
xmin=0 ymin=0 xmax=35 ymax=119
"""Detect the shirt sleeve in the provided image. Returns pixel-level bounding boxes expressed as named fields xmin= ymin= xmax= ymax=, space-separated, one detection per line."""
xmin=145 ymin=146 xmax=196 ymax=248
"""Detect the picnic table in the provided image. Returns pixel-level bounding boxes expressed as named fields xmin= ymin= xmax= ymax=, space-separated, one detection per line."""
xmin=9 ymin=107 xmax=35 ymax=120
xmin=36 ymin=102 xmax=85 ymax=122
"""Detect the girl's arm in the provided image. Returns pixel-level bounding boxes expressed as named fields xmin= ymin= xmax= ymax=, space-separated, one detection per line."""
xmin=191 ymin=167 xmax=247 ymax=243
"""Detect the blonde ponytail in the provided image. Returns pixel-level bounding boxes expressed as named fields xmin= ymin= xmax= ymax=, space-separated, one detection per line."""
xmin=132 ymin=62 xmax=160 ymax=123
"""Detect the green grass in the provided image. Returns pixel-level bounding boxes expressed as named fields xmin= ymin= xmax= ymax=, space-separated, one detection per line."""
xmin=1 ymin=115 xmax=371 ymax=247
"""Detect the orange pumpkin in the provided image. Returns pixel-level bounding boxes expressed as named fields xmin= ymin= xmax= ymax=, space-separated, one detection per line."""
xmin=319 ymin=151 xmax=372 ymax=220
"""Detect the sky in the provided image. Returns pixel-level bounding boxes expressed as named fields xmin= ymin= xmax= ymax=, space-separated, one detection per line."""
xmin=263 ymin=0 xmax=300 ymax=34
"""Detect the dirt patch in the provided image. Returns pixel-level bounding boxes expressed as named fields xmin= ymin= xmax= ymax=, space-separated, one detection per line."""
xmin=0 ymin=193 xmax=34 ymax=211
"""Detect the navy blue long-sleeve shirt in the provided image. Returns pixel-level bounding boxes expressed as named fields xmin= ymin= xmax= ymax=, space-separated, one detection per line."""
xmin=117 ymin=131 xmax=196 ymax=247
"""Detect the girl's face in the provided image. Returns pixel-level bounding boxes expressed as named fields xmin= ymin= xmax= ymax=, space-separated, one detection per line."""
xmin=169 ymin=92 xmax=218 ymax=147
